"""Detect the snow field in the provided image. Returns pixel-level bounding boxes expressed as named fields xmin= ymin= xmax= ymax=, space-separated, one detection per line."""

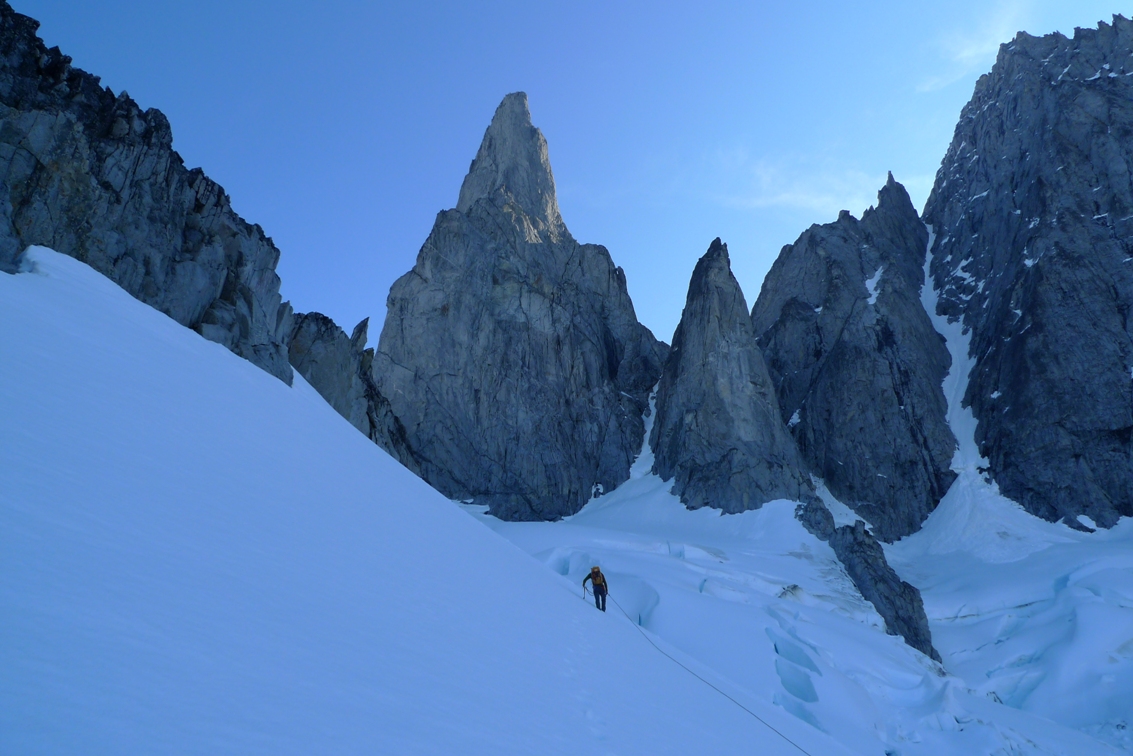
xmin=478 ymin=384 xmax=1121 ymax=753
xmin=879 ymin=228 xmax=1133 ymax=750
xmin=0 ymin=248 xmax=845 ymax=755
xmin=5 ymin=242 xmax=1129 ymax=755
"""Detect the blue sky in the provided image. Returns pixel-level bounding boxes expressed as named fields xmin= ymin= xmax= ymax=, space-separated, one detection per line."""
xmin=16 ymin=0 xmax=1122 ymax=342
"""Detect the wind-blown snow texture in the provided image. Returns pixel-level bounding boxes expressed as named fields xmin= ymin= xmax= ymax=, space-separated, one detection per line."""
xmin=879 ymin=227 xmax=1133 ymax=751
xmin=1 ymin=247 xmax=844 ymax=756
xmin=6 ymin=11 xmax=1133 ymax=753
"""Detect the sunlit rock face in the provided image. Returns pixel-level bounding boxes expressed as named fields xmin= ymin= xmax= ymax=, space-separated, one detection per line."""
xmin=0 ymin=2 xmax=293 ymax=382
xmin=651 ymin=238 xmax=814 ymax=514
xmin=923 ymin=18 xmax=1133 ymax=528
xmin=376 ymin=93 xmax=666 ymax=520
xmin=753 ymin=176 xmax=956 ymax=541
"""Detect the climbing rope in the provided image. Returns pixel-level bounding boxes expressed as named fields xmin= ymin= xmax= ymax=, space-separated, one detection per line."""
xmin=605 ymin=592 xmax=814 ymax=756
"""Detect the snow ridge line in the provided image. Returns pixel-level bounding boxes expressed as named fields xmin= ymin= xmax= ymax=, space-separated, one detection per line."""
xmin=605 ymin=593 xmax=813 ymax=756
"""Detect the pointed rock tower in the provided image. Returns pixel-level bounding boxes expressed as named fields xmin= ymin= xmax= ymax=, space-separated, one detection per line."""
xmin=651 ymin=239 xmax=813 ymax=512
xmin=375 ymin=93 xmax=666 ymax=520
xmin=752 ymin=176 xmax=956 ymax=540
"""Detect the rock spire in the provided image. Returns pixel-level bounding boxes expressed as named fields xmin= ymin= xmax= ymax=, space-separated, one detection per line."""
xmin=375 ymin=92 xmax=666 ymax=520
xmin=651 ymin=238 xmax=814 ymax=512
xmin=456 ymin=92 xmax=562 ymax=233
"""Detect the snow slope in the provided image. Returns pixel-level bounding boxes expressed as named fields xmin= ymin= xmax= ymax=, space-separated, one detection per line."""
xmin=5 ymin=245 xmax=1127 ymax=755
xmin=477 ymin=399 xmax=1122 ymax=754
xmin=0 ymin=248 xmax=846 ymax=755
xmin=881 ymin=230 xmax=1133 ymax=751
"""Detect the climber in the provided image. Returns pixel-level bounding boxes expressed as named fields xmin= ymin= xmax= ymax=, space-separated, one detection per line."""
xmin=583 ymin=566 xmax=608 ymax=611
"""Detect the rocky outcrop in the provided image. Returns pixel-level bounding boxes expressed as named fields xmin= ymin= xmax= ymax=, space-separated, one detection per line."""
xmin=375 ymin=93 xmax=666 ymax=520
xmin=651 ymin=239 xmax=813 ymax=512
xmin=795 ymin=501 xmax=940 ymax=661
xmin=752 ymin=176 xmax=957 ymax=541
xmin=290 ymin=314 xmax=372 ymax=431
xmin=0 ymin=2 xmax=293 ymax=382
xmin=922 ymin=17 xmax=1133 ymax=527
xmin=288 ymin=314 xmax=419 ymax=473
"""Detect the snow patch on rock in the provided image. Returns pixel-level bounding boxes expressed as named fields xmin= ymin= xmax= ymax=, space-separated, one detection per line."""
xmin=865 ymin=265 xmax=884 ymax=305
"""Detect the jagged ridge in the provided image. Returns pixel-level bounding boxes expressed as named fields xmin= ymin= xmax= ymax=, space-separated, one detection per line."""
xmin=289 ymin=313 xmax=419 ymax=471
xmin=753 ymin=175 xmax=957 ymax=541
xmin=0 ymin=1 xmax=293 ymax=382
xmin=923 ymin=16 xmax=1133 ymax=528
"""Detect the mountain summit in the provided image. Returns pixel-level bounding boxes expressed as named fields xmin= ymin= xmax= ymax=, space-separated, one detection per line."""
xmin=456 ymin=92 xmax=563 ymax=234
xmin=753 ymin=175 xmax=956 ymax=540
xmin=652 ymin=238 xmax=814 ymax=512
xmin=376 ymin=93 xmax=666 ymax=520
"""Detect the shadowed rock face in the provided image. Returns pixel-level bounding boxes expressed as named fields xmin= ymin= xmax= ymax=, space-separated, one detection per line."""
xmin=923 ymin=18 xmax=1133 ymax=528
xmin=795 ymin=501 xmax=940 ymax=661
xmin=291 ymin=314 xmax=372 ymax=431
xmin=651 ymin=239 xmax=814 ymax=513
xmin=289 ymin=314 xmax=419 ymax=473
xmin=0 ymin=2 xmax=292 ymax=382
xmin=752 ymin=176 xmax=957 ymax=541
xmin=375 ymin=93 xmax=666 ymax=520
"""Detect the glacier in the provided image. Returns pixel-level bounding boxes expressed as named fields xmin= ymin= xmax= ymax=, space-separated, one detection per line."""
xmin=0 ymin=248 xmax=843 ymax=755
xmin=2 ymin=246 xmax=1130 ymax=755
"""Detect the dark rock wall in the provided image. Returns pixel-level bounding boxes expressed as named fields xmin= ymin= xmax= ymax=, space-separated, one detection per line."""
xmin=923 ymin=17 xmax=1133 ymax=527
xmin=0 ymin=2 xmax=293 ymax=382
xmin=291 ymin=313 xmax=372 ymax=431
xmin=12 ymin=0 xmax=1131 ymax=545
xmin=795 ymin=501 xmax=940 ymax=661
xmin=375 ymin=93 xmax=666 ymax=520
xmin=753 ymin=176 xmax=956 ymax=540
xmin=651 ymin=239 xmax=814 ymax=512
